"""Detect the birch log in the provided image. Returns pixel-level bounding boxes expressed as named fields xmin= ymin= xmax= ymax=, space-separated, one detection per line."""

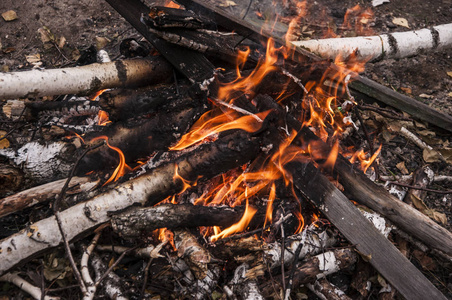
xmin=0 ymin=131 xmax=264 ymax=276
xmin=0 ymin=56 xmax=172 ymax=99
xmin=291 ymin=23 xmax=452 ymax=61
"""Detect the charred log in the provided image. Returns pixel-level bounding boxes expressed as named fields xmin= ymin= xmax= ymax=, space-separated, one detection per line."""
xmin=110 ymin=203 xmax=267 ymax=238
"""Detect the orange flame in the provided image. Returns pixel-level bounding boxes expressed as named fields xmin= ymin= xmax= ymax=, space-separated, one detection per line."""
xmin=210 ymin=199 xmax=257 ymax=242
xmin=97 ymin=110 xmax=111 ymax=126
xmin=90 ymin=136 xmax=132 ymax=186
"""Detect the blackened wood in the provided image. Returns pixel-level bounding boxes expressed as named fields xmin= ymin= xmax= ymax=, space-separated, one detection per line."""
xmin=144 ymin=6 xmax=215 ymax=29
xmin=105 ymin=0 xmax=215 ymax=83
xmin=284 ymin=160 xmax=447 ymax=300
xmin=111 ymin=203 xmax=266 ymax=238
xmin=0 ymin=130 xmax=269 ymax=276
xmin=256 ymin=94 xmax=452 ymax=257
xmin=178 ymin=0 xmax=452 ymax=132
xmin=99 ymin=83 xmax=190 ymax=121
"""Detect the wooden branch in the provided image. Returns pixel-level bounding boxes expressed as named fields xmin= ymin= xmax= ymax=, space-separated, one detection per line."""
xmin=0 ymin=130 xmax=265 ymax=276
xmin=177 ymin=0 xmax=452 ymax=132
xmin=256 ymin=95 xmax=452 ymax=256
xmin=307 ymin=278 xmax=352 ymax=300
xmin=0 ymin=176 xmax=97 ymax=218
xmin=285 ymin=160 xmax=447 ymax=300
xmin=292 ymin=23 xmax=452 ymax=61
xmin=91 ymin=253 xmax=128 ymax=300
xmin=110 ymin=203 xmax=267 ymax=238
xmin=0 ymin=56 xmax=173 ymax=99
xmin=225 ymin=263 xmax=265 ymax=299
xmin=0 ymin=272 xmax=59 ymax=300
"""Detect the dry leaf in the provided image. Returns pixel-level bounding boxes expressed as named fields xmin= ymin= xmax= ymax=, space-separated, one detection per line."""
xmin=396 ymin=161 xmax=409 ymax=175
xmin=419 ymin=93 xmax=434 ymax=99
xmin=0 ymin=130 xmax=10 ymax=149
xmin=392 ymin=17 xmax=409 ymax=28
xmin=447 ymin=71 xmax=452 ymax=78
xmin=423 ymin=148 xmax=441 ymax=163
xmin=2 ymin=10 xmax=18 ymax=21
xmin=219 ymin=0 xmax=237 ymax=7
xmin=95 ymin=36 xmax=111 ymax=50
xmin=425 ymin=210 xmax=448 ymax=225
xmin=413 ymin=250 xmax=436 ymax=271
xmin=58 ymin=36 xmax=66 ymax=49
xmin=439 ymin=147 xmax=452 ymax=164
xmin=26 ymin=53 xmax=41 ymax=63
xmin=410 ymin=194 xmax=428 ymax=212
xmin=37 ymin=26 xmax=54 ymax=44
xmin=400 ymin=87 xmax=412 ymax=94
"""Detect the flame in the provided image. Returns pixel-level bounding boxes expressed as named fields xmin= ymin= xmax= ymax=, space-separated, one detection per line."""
xmin=169 ymin=109 xmax=271 ymax=151
xmin=164 ymin=0 xmax=180 ymax=8
xmin=350 ymin=144 xmax=382 ymax=173
xmin=90 ymin=136 xmax=132 ymax=186
xmin=157 ymin=228 xmax=176 ymax=250
xmin=263 ymin=183 xmax=276 ymax=228
xmin=173 ymin=164 xmax=194 ymax=194
xmin=90 ymin=89 xmax=107 ymax=101
xmin=210 ymin=199 xmax=257 ymax=242
xmin=97 ymin=110 xmax=111 ymax=126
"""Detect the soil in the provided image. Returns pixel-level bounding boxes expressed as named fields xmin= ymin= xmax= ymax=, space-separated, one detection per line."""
xmin=0 ymin=0 xmax=451 ymax=299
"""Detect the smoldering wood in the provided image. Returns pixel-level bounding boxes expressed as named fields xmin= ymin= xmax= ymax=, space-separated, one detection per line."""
xmin=0 ymin=176 xmax=98 ymax=218
xmin=262 ymin=248 xmax=357 ymax=297
xmin=144 ymin=6 xmax=215 ymax=30
xmin=0 ymin=130 xmax=266 ymax=276
xmin=110 ymin=203 xmax=267 ymax=238
xmin=0 ymin=56 xmax=173 ymax=99
xmin=256 ymin=94 xmax=452 ymax=257
xmin=98 ymin=83 xmax=191 ymax=121
xmin=177 ymin=0 xmax=452 ymax=132
xmin=285 ymin=159 xmax=447 ymax=300
xmin=77 ymin=99 xmax=206 ymax=174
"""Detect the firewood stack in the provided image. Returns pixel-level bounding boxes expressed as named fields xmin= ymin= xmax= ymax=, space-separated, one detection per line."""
xmin=0 ymin=0 xmax=451 ymax=299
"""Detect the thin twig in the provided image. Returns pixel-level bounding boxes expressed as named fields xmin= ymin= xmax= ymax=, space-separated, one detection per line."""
xmin=284 ymin=242 xmax=304 ymax=300
xmin=387 ymin=181 xmax=452 ymax=194
xmin=0 ymin=107 xmax=27 ymax=142
xmin=280 ymin=215 xmax=286 ymax=299
xmin=53 ymin=141 xmax=105 ymax=295
xmin=140 ymin=258 xmax=154 ymax=299
xmin=95 ymin=246 xmax=137 ymax=288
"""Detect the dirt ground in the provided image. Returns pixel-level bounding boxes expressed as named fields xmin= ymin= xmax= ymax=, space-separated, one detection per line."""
xmin=1 ymin=0 xmax=452 ymax=298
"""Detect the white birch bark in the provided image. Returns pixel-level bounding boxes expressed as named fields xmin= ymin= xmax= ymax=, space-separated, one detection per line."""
xmin=292 ymin=23 xmax=452 ymax=61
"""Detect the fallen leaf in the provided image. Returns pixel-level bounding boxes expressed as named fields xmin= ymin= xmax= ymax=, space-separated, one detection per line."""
xmin=219 ymin=0 xmax=237 ymax=7
xmin=447 ymin=71 xmax=452 ymax=78
xmin=400 ymin=87 xmax=412 ymax=94
xmin=439 ymin=147 xmax=452 ymax=164
xmin=425 ymin=210 xmax=448 ymax=225
xmin=58 ymin=36 xmax=66 ymax=49
xmin=37 ymin=26 xmax=54 ymax=44
xmin=413 ymin=250 xmax=436 ymax=271
xmin=423 ymin=148 xmax=441 ymax=163
xmin=392 ymin=17 xmax=409 ymax=28
xmin=396 ymin=161 xmax=409 ymax=175
xmin=410 ymin=194 xmax=428 ymax=212
xmin=26 ymin=53 xmax=41 ymax=64
xmin=372 ymin=0 xmax=390 ymax=7
xmin=3 ymin=47 xmax=16 ymax=53
xmin=2 ymin=10 xmax=18 ymax=21
xmin=95 ymin=36 xmax=111 ymax=50
xmin=0 ymin=131 xmax=10 ymax=149
xmin=448 ymin=92 xmax=452 ymax=97
xmin=419 ymin=93 xmax=434 ymax=99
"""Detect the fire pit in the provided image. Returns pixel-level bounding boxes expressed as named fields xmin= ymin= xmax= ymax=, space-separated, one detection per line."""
xmin=0 ymin=0 xmax=451 ymax=299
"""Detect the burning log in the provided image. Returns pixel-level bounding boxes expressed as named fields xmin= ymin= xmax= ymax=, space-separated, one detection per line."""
xmin=0 ymin=130 xmax=268 ymax=276
xmin=0 ymin=176 xmax=98 ymax=218
xmin=110 ymin=203 xmax=267 ymax=238
xmin=291 ymin=23 xmax=452 ymax=61
xmin=261 ymin=248 xmax=358 ymax=298
xmin=0 ymin=56 xmax=173 ymax=99
xmin=256 ymin=95 xmax=452 ymax=257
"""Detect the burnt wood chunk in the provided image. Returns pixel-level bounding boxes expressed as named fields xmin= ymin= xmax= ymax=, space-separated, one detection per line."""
xmin=143 ymin=6 xmax=215 ymax=29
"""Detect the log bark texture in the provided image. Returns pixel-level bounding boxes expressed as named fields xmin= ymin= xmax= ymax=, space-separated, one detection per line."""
xmin=291 ymin=23 xmax=452 ymax=61
xmin=0 ymin=56 xmax=173 ymax=99
xmin=0 ymin=131 xmax=265 ymax=276
xmin=111 ymin=203 xmax=267 ymax=238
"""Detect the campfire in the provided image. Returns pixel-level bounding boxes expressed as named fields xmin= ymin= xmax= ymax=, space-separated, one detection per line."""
xmin=0 ymin=0 xmax=451 ymax=299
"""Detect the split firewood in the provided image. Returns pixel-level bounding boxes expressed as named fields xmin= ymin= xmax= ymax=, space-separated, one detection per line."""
xmin=110 ymin=203 xmax=267 ymax=238
xmin=0 ymin=176 xmax=98 ymax=218
xmin=256 ymin=95 xmax=452 ymax=257
xmin=261 ymin=248 xmax=358 ymax=298
xmin=306 ymin=277 xmax=352 ymax=300
xmin=173 ymin=229 xmax=220 ymax=299
xmin=0 ymin=56 xmax=173 ymax=99
xmin=0 ymin=272 xmax=59 ymax=300
xmin=0 ymin=130 xmax=268 ymax=276
xmin=291 ymin=23 xmax=452 ymax=61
